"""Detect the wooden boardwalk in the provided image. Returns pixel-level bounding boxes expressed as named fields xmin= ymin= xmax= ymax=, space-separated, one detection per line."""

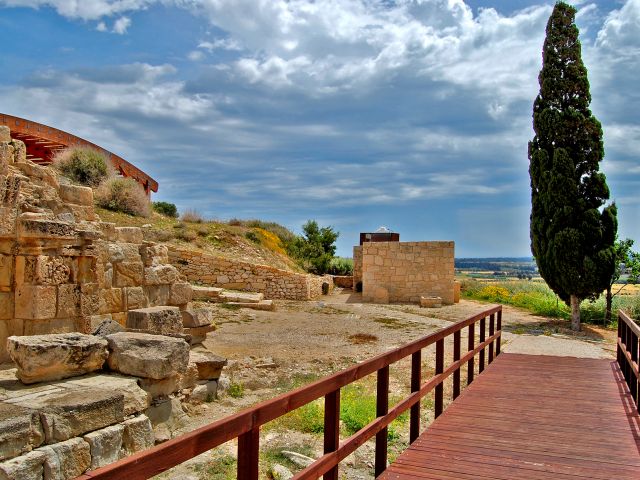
xmin=381 ymin=353 xmax=640 ymax=479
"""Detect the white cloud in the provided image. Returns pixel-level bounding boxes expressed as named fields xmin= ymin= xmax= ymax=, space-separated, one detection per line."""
xmin=96 ymin=21 xmax=107 ymax=31
xmin=0 ymin=0 xmax=152 ymax=20
xmin=112 ymin=15 xmax=131 ymax=34
xmin=198 ymin=38 xmax=243 ymax=52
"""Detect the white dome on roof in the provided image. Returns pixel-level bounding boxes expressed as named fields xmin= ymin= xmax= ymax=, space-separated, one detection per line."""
xmin=375 ymin=226 xmax=391 ymax=233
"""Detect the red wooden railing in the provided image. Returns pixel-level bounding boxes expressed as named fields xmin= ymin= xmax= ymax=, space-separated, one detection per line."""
xmin=617 ymin=310 xmax=639 ymax=412
xmin=77 ymin=305 xmax=502 ymax=480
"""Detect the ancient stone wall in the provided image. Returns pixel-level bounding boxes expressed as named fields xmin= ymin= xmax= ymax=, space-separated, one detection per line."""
xmin=361 ymin=241 xmax=455 ymax=304
xmin=353 ymin=246 xmax=363 ymax=289
xmin=168 ymin=247 xmax=331 ymax=300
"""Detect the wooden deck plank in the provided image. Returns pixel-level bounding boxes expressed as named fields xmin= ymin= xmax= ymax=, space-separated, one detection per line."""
xmin=380 ymin=353 xmax=640 ymax=479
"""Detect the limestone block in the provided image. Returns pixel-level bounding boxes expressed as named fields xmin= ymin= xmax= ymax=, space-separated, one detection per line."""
xmin=181 ymin=308 xmax=213 ymax=328
xmin=191 ymin=286 xmax=222 ymax=301
xmin=0 ymin=403 xmax=44 ymax=461
xmin=183 ymin=325 xmax=215 ymax=345
xmin=39 ymin=437 xmax=90 ymax=479
xmin=140 ymin=244 xmax=169 ymax=267
xmin=420 ymin=296 xmax=442 ymax=308
xmin=0 ymin=144 xmax=13 ymax=176
xmin=83 ymin=425 xmax=124 ymax=470
xmin=56 ymin=284 xmax=80 ymax=318
xmin=99 ymin=288 xmax=123 ymax=314
xmin=189 ymin=351 xmax=227 ymax=380
xmin=107 ymin=244 xmax=125 ymax=263
xmin=144 ymin=265 xmax=179 ymax=286
xmin=0 ymin=126 xmax=10 ymax=143
xmin=80 ymin=283 xmax=99 ymax=317
xmin=0 ymin=294 xmax=13 ymax=320
xmin=126 ymin=306 xmax=182 ymax=335
xmin=189 ymin=381 xmax=218 ymax=403
xmin=7 ymin=388 xmax=124 ymax=444
xmin=137 ymin=375 xmax=180 ymax=398
xmin=91 ymin=318 xmax=124 ymax=338
xmin=453 ymin=280 xmax=461 ymax=303
xmin=58 ymin=184 xmax=93 ymax=206
xmin=15 ymin=285 xmax=57 ymax=320
xmin=114 ymin=262 xmax=143 ymax=288
xmin=177 ymin=362 xmax=198 ymax=390
xmin=9 ymin=140 xmax=25 ymax=164
xmin=0 ymin=255 xmax=12 ymax=288
xmin=169 ymin=283 xmax=192 ymax=306
xmin=64 ymin=374 xmax=150 ymax=416
xmin=218 ymin=291 xmax=263 ymax=303
xmin=106 ymin=332 xmax=189 ymax=379
xmin=119 ymin=243 xmax=142 ymax=263
xmin=124 ymin=287 xmax=146 ymax=310
xmin=143 ymin=285 xmax=170 ymax=306
xmin=116 ymin=227 xmax=143 ymax=244
xmin=98 ymin=223 xmax=117 ymax=241
xmin=121 ymin=415 xmax=154 ymax=455
xmin=23 ymin=318 xmax=76 ymax=337
xmin=0 ymin=450 xmax=45 ymax=480
xmin=7 ymin=334 xmax=108 ymax=384
xmin=144 ymin=398 xmax=187 ymax=442
xmin=76 ymin=257 xmax=96 ymax=284
xmin=111 ymin=312 xmax=126 ymax=326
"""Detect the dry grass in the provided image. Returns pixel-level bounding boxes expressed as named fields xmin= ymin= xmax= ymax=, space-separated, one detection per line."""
xmin=95 ymin=177 xmax=151 ymax=217
xmin=348 ymin=333 xmax=379 ymax=344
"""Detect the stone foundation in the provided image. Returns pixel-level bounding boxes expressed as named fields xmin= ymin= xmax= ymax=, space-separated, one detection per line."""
xmin=168 ymin=247 xmax=332 ymax=300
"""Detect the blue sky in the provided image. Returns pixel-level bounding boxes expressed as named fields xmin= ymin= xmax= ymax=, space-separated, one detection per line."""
xmin=0 ymin=0 xmax=638 ymax=258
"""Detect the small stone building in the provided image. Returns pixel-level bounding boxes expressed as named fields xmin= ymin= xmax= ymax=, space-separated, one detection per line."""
xmin=354 ymin=240 xmax=455 ymax=304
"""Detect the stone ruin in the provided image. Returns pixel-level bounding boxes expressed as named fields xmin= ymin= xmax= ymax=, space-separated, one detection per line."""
xmin=0 ymin=126 xmax=228 ymax=479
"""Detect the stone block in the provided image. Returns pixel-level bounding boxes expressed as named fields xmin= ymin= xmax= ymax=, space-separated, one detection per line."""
xmin=98 ymin=223 xmax=117 ymax=241
xmin=58 ymin=184 xmax=93 ymax=206
xmin=0 ymin=294 xmax=13 ymax=320
xmin=420 ymin=296 xmax=442 ymax=308
xmin=177 ymin=363 xmax=198 ymax=390
xmin=0 ymin=450 xmax=45 ymax=480
xmin=225 ymin=300 xmax=276 ymax=311
xmin=79 ymin=283 xmax=99 ymax=317
xmin=83 ymin=425 xmax=124 ymax=470
xmin=91 ymin=318 xmax=124 ymax=338
xmin=144 ymin=265 xmax=179 ymax=286
xmin=23 ymin=318 xmax=76 ymax=337
xmin=114 ymin=262 xmax=143 ymax=288
xmin=76 ymin=257 xmax=96 ymax=284
xmin=181 ymin=308 xmax=213 ymax=328
xmin=0 ymin=319 xmax=22 ymax=363
xmin=124 ymin=287 xmax=146 ymax=310
xmin=99 ymin=288 xmax=123 ymax=315
xmin=169 ymin=283 xmax=192 ymax=306
xmin=121 ymin=415 xmax=154 ymax=455
xmin=183 ymin=325 xmax=215 ymax=345
xmin=106 ymin=332 xmax=189 ymax=379
xmin=7 ymin=334 xmax=108 ymax=384
xmin=56 ymin=284 xmax=80 ymax=318
xmin=0 ymin=255 xmax=12 ymax=288
xmin=137 ymin=375 xmax=180 ymax=399
xmin=39 ymin=437 xmax=90 ymax=479
xmin=15 ymin=285 xmax=57 ymax=320
xmin=143 ymin=285 xmax=170 ymax=306
xmin=144 ymin=398 xmax=187 ymax=442
xmin=191 ymin=286 xmax=222 ymax=301
xmin=219 ymin=291 xmax=263 ymax=303
xmin=372 ymin=286 xmax=389 ymax=304
xmin=0 ymin=144 xmax=12 ymax=176
xmin=454 ymin=280 xmax=461 ymax=303
xmin=0 ymin=126 xmax=10 ymax=143
xmin=64 ymin=374 xmax=150 ymax=416
xmin=126 ymin=306 xmax=182 ymax=335
xmin=9 ymin=140 xmax=25 ymax=164
xmin=106 ymin=244 xmax=125 ymax=263
xmin=189 ymin=381 xmax=218 ymax=404
xmin=116 ymin=227 xmax=143 ymax=244
xmin=0 ymin=403 xmax=44 ymax=461
xmin=140 ymin=244 xmax=169 ymax=267
xmin=7 ymin=388 xmax=124 ymax=444
xmin=189 ymin=351 xmax=227 ymax=380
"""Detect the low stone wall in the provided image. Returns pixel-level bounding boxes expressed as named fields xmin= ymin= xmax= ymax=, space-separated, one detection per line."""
xmin=361 ymin=241 xmax=455 ymax=304
xmin=353 ymin=246 xmax=363 ymax=289
xmin=333 ymin=275 xmax=354 ymax=288
xmin=168 ymin=247 xmax=331 ymax=300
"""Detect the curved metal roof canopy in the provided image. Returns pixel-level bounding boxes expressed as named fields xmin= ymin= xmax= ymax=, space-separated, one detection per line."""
xmin=0 ymin=113 xmax=158 ymax=194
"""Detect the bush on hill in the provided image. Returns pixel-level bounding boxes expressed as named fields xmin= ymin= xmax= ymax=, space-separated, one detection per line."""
xmin=52 ymin=146 xmax=111 ymax=187
xmin=152 ymin=201 xmax=178 ymax=218
xmin=95 ymin=177 xmax=151 ymax=217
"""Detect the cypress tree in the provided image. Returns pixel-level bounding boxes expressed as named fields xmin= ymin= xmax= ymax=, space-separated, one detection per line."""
xmin=529 ymin=2 xmax=617 ymax=331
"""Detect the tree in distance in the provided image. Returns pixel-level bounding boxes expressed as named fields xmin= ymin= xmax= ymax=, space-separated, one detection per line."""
xmin=605 ymin=238 xmax=640 ymax=324
xmin=289 ymin=220 xmax=339 ymax=274
xmin=529 ymin=2 xmax=617 ymax=331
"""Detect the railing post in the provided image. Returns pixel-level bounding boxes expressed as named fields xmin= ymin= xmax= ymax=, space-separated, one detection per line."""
xmin=631 ymin=329 xmax=638 ymax=405
xmin=617 ymin=312 xmax=623 ymax=369
xmin=410 ymin=351 xmax=421 ymax=443
xmin=453 ymin=330 xmax=461 ymax=400
xmin=435 ymin=339 xmax=444 ymax=418
xmin=467 ymin=323 xmax=475 ymax=385
xmin=488 ymin=313 xmax=495 ymax=363
xmin=323 ymin=389 xmax=340 ymax=480
xmin=625 ymin=321 xmax=631 ymax=386
xmin=479 ymin=316 xmax=486 ymax=373
xmin=496 ymin=309 xmax=502 ymax=356
xmin=237 ymin=427 xmax=259 ymax=480
xmin=375 ymin=366 xmax=389 ymax=477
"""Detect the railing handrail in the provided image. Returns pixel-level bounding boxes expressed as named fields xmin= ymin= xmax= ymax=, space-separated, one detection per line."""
xmin=77 ymin=304 xmax=502 ymax=480
xmin=616 ymin=309 xmax=639 ymax=415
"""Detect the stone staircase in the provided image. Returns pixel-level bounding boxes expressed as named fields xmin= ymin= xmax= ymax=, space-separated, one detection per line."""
xmin=191 ymin=286 xmax=276 ymax=311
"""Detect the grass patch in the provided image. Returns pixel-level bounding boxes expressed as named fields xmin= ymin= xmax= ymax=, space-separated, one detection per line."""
xmin=194 ymin=453 xmax=236 ymax=480
xmin=373 ymin=317 xmax=415 ymax=330
xmin=218 ymin=303 xmax=241 ymax=311
xmin=348 ymin=333 xmax=378 ymax=344
xmin=228 ymin=382 xmax=245 ymax=398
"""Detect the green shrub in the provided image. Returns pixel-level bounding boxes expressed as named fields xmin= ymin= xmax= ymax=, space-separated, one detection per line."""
xmin=52 ymin=146 xmax=111 ymax=187
xmin=228 ymin=382 xmax=245 ymax=398
xmin=245 ymin=231 xmax=260 ymax=243
xmin=95 ymin=177 xmax=151 ymax=217
xmin=152 ymin=201 xmax=178 ymax=217
xmin=328 ymin=257 xmax=353 ymax=275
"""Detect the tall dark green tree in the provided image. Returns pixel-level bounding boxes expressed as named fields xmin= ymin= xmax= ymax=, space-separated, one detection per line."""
xmin=529 ymin=2 xmax=617 ymax=331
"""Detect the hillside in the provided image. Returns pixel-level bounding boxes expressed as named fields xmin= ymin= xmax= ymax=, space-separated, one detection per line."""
xmin=96 ymin=208 xmax=305 ymax=273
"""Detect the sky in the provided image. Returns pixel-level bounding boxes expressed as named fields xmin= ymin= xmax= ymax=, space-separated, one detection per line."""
xmin=0 ymin=0 xmax=638 ymax=258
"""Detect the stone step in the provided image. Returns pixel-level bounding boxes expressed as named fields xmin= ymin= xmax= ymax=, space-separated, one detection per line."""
xmin=218 ymin=291 xmax=264 ymax=303
xmin=191 ymin=286 xmax=223 ymax=301
xmin=225 ymin=300 xmax=276 ymax=312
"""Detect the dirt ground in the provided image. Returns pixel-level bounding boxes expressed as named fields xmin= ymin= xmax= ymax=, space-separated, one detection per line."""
xmin=160 ymin=290 xmax=617 ymax=479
